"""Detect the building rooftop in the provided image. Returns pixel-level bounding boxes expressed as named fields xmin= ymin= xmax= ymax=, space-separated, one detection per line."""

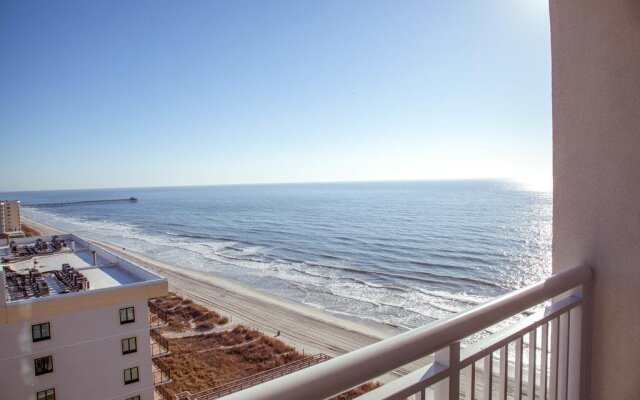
xmin=1 ymin=234 xmax=165 ymax=303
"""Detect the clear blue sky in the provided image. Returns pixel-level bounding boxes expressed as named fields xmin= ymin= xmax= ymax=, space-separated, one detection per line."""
xmin=0 ymin=0 xmax=551 ymax=191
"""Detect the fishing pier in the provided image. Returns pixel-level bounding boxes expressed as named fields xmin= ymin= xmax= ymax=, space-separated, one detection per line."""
xmin=23 ymin=197 xmax=138 ymax=208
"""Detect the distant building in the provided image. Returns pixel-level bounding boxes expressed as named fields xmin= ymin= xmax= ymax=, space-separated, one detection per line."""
xmin=0 ymin=200 xmax=21 ymax=234
xmin=0 ymin=234 xmax=170 ymax=400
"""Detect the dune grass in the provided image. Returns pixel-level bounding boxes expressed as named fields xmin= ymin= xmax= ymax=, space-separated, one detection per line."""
xmin=150 ymin=292 xmax=228 ymax=331
xmin=164 ymin=325 xmax=304 ymax=395
xmin=153 ymin=293 xmax=380 ymax=399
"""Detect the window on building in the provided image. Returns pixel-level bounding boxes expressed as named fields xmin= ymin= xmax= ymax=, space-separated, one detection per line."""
xmin=32 ymin=322 xmax=51 ymax=342
xmin=119 ymin=307 xmax=135 ymax=324
xmin=124 ymin=366 xmax=139 ymax=384
xmin=121 ymin=337 xmax=137 ymax=354
xmin=36 ymin=388 xmax=55 ymax=400
xmin=125 ymin=396 xmax=141 ymax=400
xmin=34 ymin=356 xmax=53 ymax=376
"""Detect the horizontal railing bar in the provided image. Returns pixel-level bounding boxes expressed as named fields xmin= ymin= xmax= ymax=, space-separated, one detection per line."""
xmin=220 ymin=266 xmax=591 ymax=400
xmin=357 ymin=362 xmax=448 ymax=400
xmin=460 ymin=295 xmax=581 ymax=367
xmin=358 ymin=296 xmax=582 ymax=400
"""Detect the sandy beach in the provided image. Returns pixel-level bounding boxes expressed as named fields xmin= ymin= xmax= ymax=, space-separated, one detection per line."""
xmin=21 ymin=217 xmax=425 ymax=380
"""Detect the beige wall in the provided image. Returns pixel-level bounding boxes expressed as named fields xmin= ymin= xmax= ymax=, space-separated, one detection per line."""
xmin=0 ymin=299 xmax=154 ymax=400
xmin=550 ymin=0 xmax=640 ymax=398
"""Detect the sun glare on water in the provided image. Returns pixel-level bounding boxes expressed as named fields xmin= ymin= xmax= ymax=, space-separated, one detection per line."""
xmin=515 ymin=174 xmax=553 ymax=193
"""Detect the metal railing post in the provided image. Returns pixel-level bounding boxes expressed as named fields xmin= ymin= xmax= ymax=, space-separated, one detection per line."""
xmin=434 ymin=342 xmax=460 ymax=400
xmin=557 ymin=312 xmax=570 ymax=400
xmin=567 ymin=286 xmax=584 ymax=400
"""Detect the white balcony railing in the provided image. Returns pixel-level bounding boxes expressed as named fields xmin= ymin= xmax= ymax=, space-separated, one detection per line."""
xmin=220 ymin=265 xmax=591 ymax=400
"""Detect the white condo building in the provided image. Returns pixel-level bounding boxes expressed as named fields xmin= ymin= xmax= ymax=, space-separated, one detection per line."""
xmin=0 ymin=234 xmax=170 ymax=400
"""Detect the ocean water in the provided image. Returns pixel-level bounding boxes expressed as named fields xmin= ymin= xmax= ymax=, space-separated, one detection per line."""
xmin=4 ymin=180 xmax=551 ymax=331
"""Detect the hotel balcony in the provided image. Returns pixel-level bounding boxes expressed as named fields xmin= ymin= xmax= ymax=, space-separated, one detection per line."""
xmin=220 ymin=266 xmax=591 ymax=400
xmin=151 ymin=328 xmax=170 ymax=358
xmin=149 ymin=301 xmax=169 ymax=329
xmin=154 ymin=384 xmax=173 ymax=400
xmin=152 ymin=356 xmax=172 ymax=387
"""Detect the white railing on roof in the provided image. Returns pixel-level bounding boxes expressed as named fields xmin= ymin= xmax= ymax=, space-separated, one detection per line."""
xmin=220 ymin=265 xmax=591 ymax=400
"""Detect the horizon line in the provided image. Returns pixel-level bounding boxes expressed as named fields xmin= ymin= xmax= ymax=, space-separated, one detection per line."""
xmin=0 ymin=177 xmax=551 ymax=194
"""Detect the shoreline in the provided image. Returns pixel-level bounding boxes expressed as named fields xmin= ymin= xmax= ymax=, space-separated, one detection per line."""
xmin=20 ymin=217 xmax=426 ymax=379
xmin=21 ymin=217 xmax=395 ymax=339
